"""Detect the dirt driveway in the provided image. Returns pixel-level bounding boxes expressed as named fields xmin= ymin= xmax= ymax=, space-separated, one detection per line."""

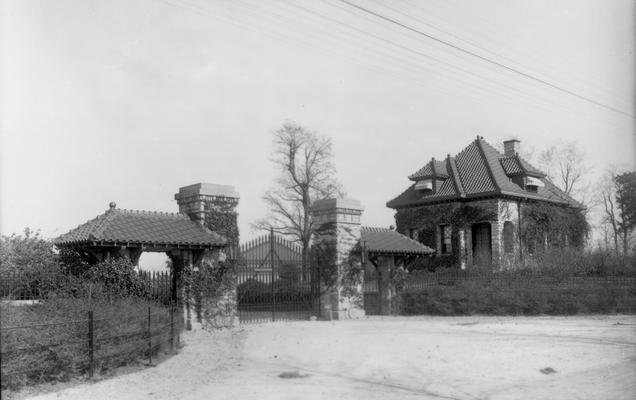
xmin=22 ymin=315 xmax=636 ymax=400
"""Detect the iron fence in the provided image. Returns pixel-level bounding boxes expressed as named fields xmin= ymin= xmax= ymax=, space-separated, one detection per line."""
xmin=0 ymin=305 xmax=182 ymax=390
xmin=0 ymin=270 xmax=173 ymax=304
xmin=402 ymin=271 xmax=636 ymax=291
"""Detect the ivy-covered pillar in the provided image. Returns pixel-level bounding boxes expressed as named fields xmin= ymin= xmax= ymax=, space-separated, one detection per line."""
xmin=311 ymin=198 xmax=365 ymax=320
xmin=458 ymin=228 xmax=467 ymax=270
xmin=175 ymin=183 xmax=239 ymax=328
xmin=377 ymin=255 xmax=395 ymax=315
xmin=167 ymin=250 xmax=191 ymax=330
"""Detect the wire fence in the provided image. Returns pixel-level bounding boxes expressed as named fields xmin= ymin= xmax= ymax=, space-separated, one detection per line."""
xmin=0 ymin=305 xmax=182 ymax=390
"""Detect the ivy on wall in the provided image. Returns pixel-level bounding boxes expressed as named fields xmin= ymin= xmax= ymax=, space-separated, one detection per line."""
xmin=521 ymin=202 xmax=588 ymax=251
xmin=395 ymin=202 xmax=497 ymax=247
xmin=394 ymin=199 xmax=588 ymax=269
xmin=395 ymin=202 xmax=496 ymax=271
xmin=311 ymin=222 xmax=365 ymax=308
xmin=204 ymin=212 xmax=239 ymax=245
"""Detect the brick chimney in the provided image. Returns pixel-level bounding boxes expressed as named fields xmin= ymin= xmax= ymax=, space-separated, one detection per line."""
xmin=503 ymin=139 xmax=520 ymax=156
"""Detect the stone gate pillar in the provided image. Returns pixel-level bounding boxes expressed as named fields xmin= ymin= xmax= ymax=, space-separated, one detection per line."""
xmin=175 ymin=183 xmax=240 ymax=245
xmin=175 ymin=183 xmax=240 ymax=328
xmin=311 ymin=198 xmax=365 ymax=320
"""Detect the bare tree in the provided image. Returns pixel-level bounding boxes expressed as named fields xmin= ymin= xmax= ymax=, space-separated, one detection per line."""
xmin=538 ymin=142 xmax=587 ymax=196
xmin=600 ymin=170 xmax=636 ymax=255
xmin=601 ymin=173 xmax=620 ymax=255
xmin=537 ymin=142 xmax=597 ymax=216
xmin=253 ymin=122 xmax=343 ymax=274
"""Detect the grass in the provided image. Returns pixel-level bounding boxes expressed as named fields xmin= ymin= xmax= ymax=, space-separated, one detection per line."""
xmin=1 ymin=296 xmax=181 ymax=391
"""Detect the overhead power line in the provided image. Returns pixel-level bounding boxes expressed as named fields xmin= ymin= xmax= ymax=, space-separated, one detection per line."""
xmin=337 ymin=0 xmax=635 ymax=119
xmin=382 ymin=0 xmax=631 ymax=110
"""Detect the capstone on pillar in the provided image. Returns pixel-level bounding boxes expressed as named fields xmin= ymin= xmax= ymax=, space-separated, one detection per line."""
xmin=311 ymin=198 xmax=365 ymax=320
xmin=175 ymin=183 xmax=240 ymax=245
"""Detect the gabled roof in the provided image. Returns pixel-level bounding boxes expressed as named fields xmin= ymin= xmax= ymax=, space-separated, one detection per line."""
xmin=55 ymin=206 xmax=226 ymax=247
xmin=361 ymin=227 xmax=434 ymax=255
xmin=387 ymin=137 xmax=580 ymax=209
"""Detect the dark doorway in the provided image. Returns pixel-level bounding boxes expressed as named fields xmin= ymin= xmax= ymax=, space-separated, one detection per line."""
xmin=472 ymin=223 xmax=492 ymax=267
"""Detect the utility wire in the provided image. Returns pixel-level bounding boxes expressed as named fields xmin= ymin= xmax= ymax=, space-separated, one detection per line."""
xmin=382 ymin=0 xmax=631 ymax=110
xmin=317 ymin=0 xmax=628 ymax=129
xmin=407 ymin=0 xmax=630 ymax=103
xmin=161 ymin=0 xmax=629 ymax=131
xmin=337 ymin=0 xmax=635 ymax=119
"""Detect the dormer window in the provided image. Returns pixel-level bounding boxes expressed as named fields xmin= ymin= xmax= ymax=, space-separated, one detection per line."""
xmin=525 ymin=176 xmax=544 ymax=193
xmin=415 ymin=179 xmax=433 ymax=191
xmin=415 ymin=179 xmax=433 ymax=196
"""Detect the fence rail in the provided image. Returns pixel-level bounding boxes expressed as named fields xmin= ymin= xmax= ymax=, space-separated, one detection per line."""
xmin=402 ymin=272 xmax=636 ymax=291
xmin=0 ymin=270 xmax=173 ymax=303
xmin=1 ymin=305 xmax=181 ymax=390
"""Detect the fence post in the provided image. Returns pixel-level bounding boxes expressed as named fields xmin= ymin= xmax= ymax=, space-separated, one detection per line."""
xmin=88 ymin=310 xmax=94 ymax=378
xmin=170 ymin=306 xmax=174 ymax=352
xmin=147 ymin=307 xmax=152 ymax=365
xmin=270 ymin=227 xmax=276 ymax=322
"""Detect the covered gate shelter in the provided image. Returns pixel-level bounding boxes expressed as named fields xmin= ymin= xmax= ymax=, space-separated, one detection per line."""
xmin=54 ymin=202 xmax=227 ymax=305
xmin=361 ymin=227 xmax=434 ymax=315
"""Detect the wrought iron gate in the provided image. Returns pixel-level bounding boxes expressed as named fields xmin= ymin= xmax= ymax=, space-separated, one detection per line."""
xmin=236 ymin=229 xmax=318 ymax=323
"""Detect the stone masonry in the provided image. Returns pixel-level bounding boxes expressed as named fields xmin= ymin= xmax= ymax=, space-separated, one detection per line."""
xmin=311 ymin=198 xmax=366 ymax=320
xmin=394 ymin=198 xmax=522 ymax=270
xmin=175 ymin=183 xmax=240 ymax=328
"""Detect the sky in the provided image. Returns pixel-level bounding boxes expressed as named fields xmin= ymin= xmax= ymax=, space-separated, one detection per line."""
xmin=1 ymin=0 xmax=635 ymax=265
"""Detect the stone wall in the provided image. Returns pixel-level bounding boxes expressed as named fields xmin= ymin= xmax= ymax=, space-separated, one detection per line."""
xmin=175 ymin=183 xmax=240 ymax=244
xmin=497 ymin=199 xmax=521 ymax=270
xmin=311 ymin=198 xmax=365 ymax=320
xmin=394 ymin=198 xmax=525 ymax=269
xmin=175 ymin=183 xmax=239 ymax=329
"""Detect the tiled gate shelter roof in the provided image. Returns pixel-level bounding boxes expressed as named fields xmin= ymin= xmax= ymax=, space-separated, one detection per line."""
xmin=361 ymin=227 xmax=434 ymax=255
xmin=55 ymin=203 xmax=226 ymax=249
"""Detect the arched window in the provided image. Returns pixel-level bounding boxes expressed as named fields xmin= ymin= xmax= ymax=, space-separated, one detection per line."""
xmin=503 ymin=221 xmax=514 ymax=254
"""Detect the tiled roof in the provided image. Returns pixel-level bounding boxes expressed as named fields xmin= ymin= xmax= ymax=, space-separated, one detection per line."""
xmin=408 ymin=159 xmax=450 ymax=180
xmin=55 ymin=207 xmax=226 ymax=247
xmin=387 ymin=137 xmax=579 ymax=209
xmin=499 ymin=156 xmax=545 ymax=177
xmin=361 ymin=227 xmax=434 ymax=255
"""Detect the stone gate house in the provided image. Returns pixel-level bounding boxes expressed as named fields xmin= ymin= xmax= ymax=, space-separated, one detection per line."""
xmin=387 ymin=137 xmax=583 ymax=269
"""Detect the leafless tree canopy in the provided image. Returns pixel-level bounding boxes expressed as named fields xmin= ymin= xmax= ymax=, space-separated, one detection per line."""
xmin=538 ymin=142 xmax=586 ymax=198
xmin=600 ymin=170 xmax=636 ymax=255
xmin=253 ymin=122 xmax=343 ymax=253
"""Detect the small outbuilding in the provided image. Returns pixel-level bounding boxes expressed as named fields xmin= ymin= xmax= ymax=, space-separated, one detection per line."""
xmin=387 ymin=137 xmax=586 ymax=270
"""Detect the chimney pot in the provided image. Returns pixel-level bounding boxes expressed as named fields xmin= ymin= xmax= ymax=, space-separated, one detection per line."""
xmin=503 ymin=139 xmax=520 ymax=157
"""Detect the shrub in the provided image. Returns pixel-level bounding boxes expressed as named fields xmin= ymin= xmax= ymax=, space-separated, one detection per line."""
xmin=0 ymin=229 xmax=59 ymax=275
xmin=278 ymin=263 xmax=301 ymax=284
xmin=85 ymin=258 xmax=150 ymax=299
xmin=399 ymin=275 xmax=636 ymax=316
xmin=237 ymin=278 xmax=312 ymax=307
